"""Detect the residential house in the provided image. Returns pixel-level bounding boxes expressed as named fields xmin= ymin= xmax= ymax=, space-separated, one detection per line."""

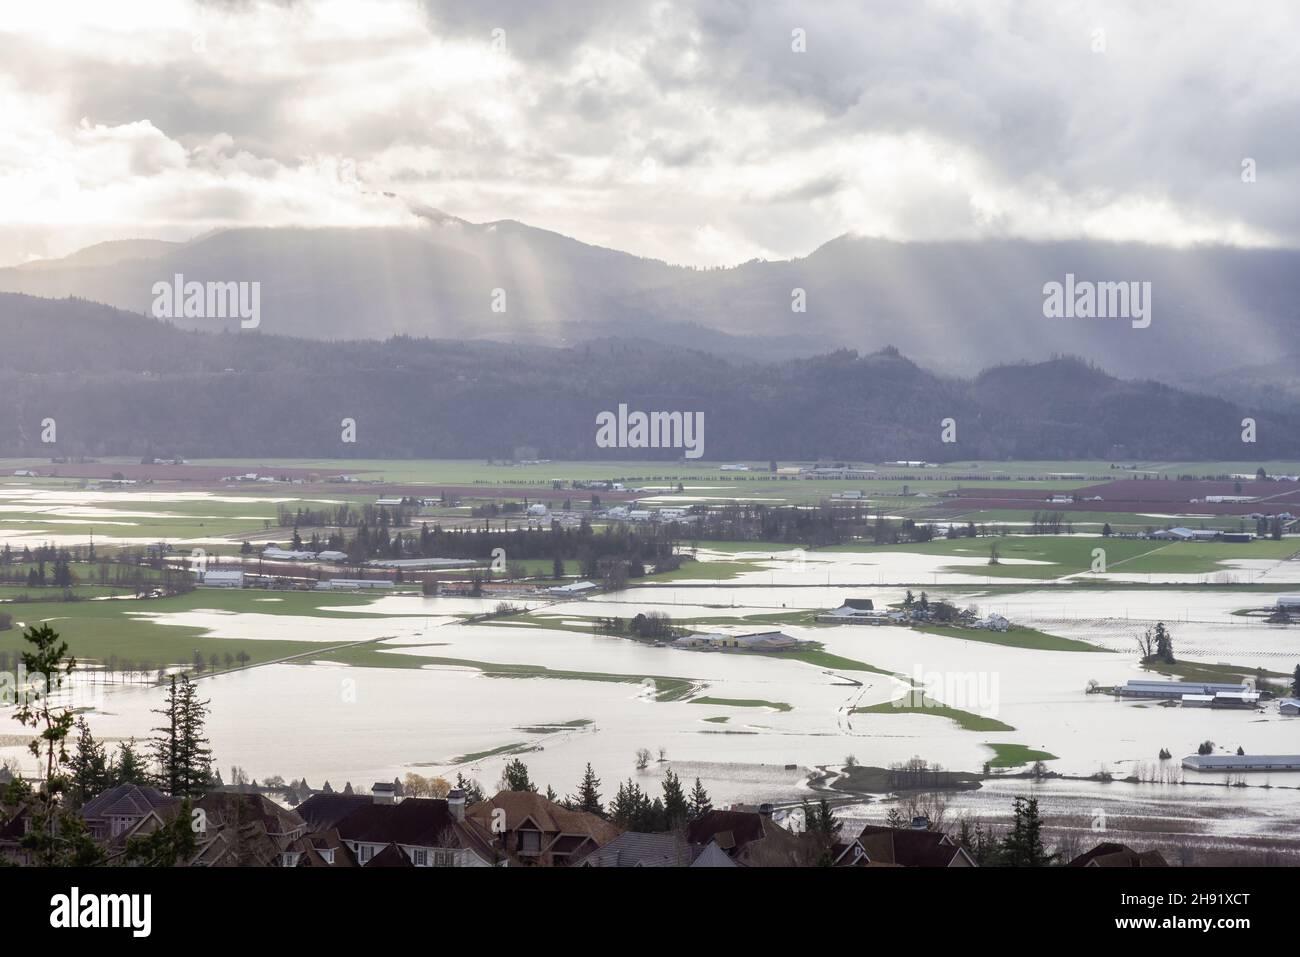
xmin=332 ymin=794 xmax=499 ymax=867
xmin=81 ymin=784 xmax=179 ymax=851
xmin=577 ymin=831 xmax=737 ymax=867
xmin=190 ymin=792 xmax=310 ymax=866
xmin=1068 ymin=842 xmax=1168 ymax=867
xmin=853 ymin=824 xmax=976 ymax=867
xmin=0 ymin=802 xmax=34 ymax=866
xmin=295 ymin=793 xmax=374 ymax=832
xmin=685 ymin=807 xmax=813 ymax=866
xmin=466 ymin=791 xmax=620 ymax=866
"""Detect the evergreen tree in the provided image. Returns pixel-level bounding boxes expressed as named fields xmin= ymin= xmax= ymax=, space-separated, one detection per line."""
xmin=1293 ymin=663 xmax=1299 ymax=697
xmin=1000 ymin=796 xmax=1055 ymax=867
xmin=454 ymin=772 xmax=485 ymax=806
xmin=801 ymin=799 xmax=843 ymax=864
xmin=1153 ymin=622 xmax=1175 ymax=664
xmin=574 ymin=763 xmax=604 ymax=817
xmin=687 ymin=776 xmax=712 ymax=821
xmin=502 ymin=758 xmax=536 ymax=793
xmin=68 ymin=717 xmax=113 ymax=805
xmin=150 ymin=675 xmax=213 ymax=797
xmin=661 ymin=769 xmax=688 ymax=829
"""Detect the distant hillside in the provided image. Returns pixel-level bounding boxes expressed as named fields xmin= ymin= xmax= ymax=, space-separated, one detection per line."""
xmin=0 ymin=293 xmax=1294 ymax=461
xmin=3 ymin=221 xmax=1300 ymax=391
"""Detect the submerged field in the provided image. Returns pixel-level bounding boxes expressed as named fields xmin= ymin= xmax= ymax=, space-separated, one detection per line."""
xmin=2 ymin=461 xmax=1299 ymax=816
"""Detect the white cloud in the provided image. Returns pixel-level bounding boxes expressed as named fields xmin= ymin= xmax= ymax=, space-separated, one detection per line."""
xmin=0 ymin=0 xmax=1296 ymax=267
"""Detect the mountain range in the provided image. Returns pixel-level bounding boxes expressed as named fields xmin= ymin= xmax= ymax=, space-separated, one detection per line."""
xmin=0 ymin=291 xmax=1295 ymax=461
xmin=2 ymin=213 xmax=1298 ymax=407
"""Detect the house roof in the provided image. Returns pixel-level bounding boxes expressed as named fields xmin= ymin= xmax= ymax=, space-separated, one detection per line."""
xmin=855 ymin=825 xmax=971 ymax=867
xmin=840 ymin=599 xmax=875 ymax=610
xmin=295 ymin=828 xmax=358 ymax=867
xmin=1068 ymin=842 xmax=1168 ymax=867
xmin=684 ymin=809 xmax=811 ymax=864
xmin=82 ymin=784 xmax=177 ymax=822
xmin=467 ymin=791 xmax=620 ymax=846
xmin=334 ymin=798 xmax=497 ymax=862
xmin=295 ymin=793 xmax=373 ymax=831
xmin=579 ymin=831 xmax=703 ymax=867
xmin=364 ymin=842 xmax=415 ymax=867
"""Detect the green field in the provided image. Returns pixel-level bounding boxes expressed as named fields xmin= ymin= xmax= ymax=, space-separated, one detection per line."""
xmin=689 ymin=696 xmax=792 ymax=712
xmin=983 ymin=743 xmax=1058 ymax=768
xmin=853 ymin=694 xmax=1015 ymax=732
xmin=821 ymin=534 xmax=1297 ymax=578
xmin=914 ymin=624 xmax=1104 ymax=653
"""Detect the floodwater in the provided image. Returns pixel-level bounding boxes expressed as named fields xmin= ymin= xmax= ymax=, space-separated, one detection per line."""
xmin=2 ymin=540 xmax=1299 ymax=836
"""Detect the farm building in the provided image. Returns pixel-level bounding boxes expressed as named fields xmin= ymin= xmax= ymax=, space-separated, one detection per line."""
xmin=1117 ymin=679 xmax=1250 ymax=700
xmin=1208 ymin=691 xmax=1261 ymax=709
xmin=548 ymin=580 xmax=598 ymax=596
xmin=314 ymin=579 xmax=394 ymax=591
xmin=201 ymin=570 xmax=245 ymax=588
xmin=262 ymin=547 xmax=316 ymax=561
xmin=1182 ymin=754 xmax=1300 ymax=772
xmin=816 ymin=598 xmax=901 ymax=625
xmin=1275 ymin=596 xmax=1300 ymax=611
xmin=733 ymin=631 xmax=800 ymax=651
xmin=1279 ymin=698 xmax=1300 ymax=716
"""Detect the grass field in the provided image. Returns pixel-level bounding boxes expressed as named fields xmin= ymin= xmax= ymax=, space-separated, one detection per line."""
xmin=689 ymin=696 xmax=792 ymax=712
xmin=983 ymin=743 xmax=1058 ymax=768
xmin=822 ymin=534 xmax=1297 ymax=578
xmin=853 ymin=694 xmax=1015 ymax=732
xmin=914 ymin=624 xmax=1104 ymax=653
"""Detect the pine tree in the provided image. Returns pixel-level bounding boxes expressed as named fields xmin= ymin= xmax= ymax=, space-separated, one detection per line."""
xmin=800 ymin=799 xmax=843 ymax=864
xmin=502 ymin=758 xmax=535 ymax=792
xmin=661 ymin=769 xmax=687 ymax=828
xmin=687 ymin=776 xmax=712 ymax=821
xmin=1000 ymin=796 xmax=1055 ymax=866
xmin=1292 ymin=663 xmax=1299 ymax=697
xmin=575 ymin=763 xmax=604 ymax=817
xmin=454 ymin=773 xmax=485 ymax=806
xmin=68 ymin=717 xmax=113 ymax=805
xmin=150 ymin=675 xmax=213 ymax=797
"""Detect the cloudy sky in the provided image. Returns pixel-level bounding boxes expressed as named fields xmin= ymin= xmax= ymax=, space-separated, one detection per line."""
xmin=1 ymin=0 xmax=1297 ymax=268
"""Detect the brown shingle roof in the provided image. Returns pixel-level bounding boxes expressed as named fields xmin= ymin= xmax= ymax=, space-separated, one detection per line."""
xmin=855 ymin=825 xmax=971 ymax=867
xmin=1068 ymin=842 xmax=1169 ymax=867
xmin=467 ymin=791 xmax=620 ymax=845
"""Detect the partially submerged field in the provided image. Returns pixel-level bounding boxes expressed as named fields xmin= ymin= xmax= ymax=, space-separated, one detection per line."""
xmin=1 ymin=460 xmax=1298 ymax=809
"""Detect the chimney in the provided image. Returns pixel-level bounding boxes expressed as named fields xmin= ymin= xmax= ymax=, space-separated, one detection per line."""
xmin=910 ymin=815 xmax=930 ymax=830
xmin=758 ymin=803 xmax=774 ymax=818
xmin=448 ymin=789 xmax=466 ymax=822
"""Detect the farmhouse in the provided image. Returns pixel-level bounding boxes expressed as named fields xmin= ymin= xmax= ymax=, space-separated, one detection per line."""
xmin=1182 ymin=754 xmax=1300 ymax=772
